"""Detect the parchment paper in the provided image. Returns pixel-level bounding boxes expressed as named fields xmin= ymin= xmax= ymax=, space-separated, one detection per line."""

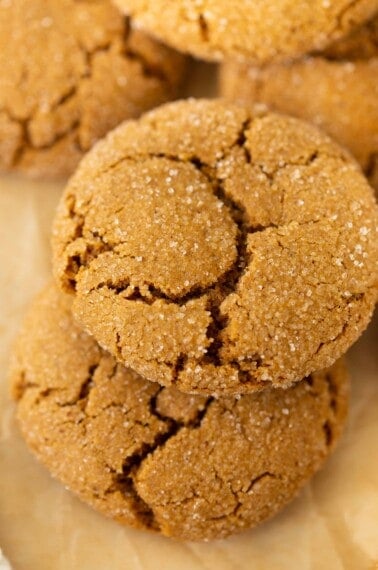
xmin=0 ymin=65 xmax=377 ymax=569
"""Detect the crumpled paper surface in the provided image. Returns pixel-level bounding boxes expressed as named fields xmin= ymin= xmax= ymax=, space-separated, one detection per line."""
xmin=0 ymin=145 xmax=377 ymax=569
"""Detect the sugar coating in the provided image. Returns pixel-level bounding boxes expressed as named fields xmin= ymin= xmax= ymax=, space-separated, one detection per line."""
xmin=52 ymin=99 xmax=378 ymax=395
xmin=220 ymin=14 xmax=378 ymax=193
xmin=113 ymin=0 xmax=378 ymax=63
xmin=0 ymin=0 xmax=186 ymax=179
xmin=9 ymin=284 xmax=349 ymax=541
xmin=52 ymin=100 xmax=378 ymax=395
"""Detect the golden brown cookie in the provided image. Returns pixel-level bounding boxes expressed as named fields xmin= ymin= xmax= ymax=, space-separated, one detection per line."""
xmin=10 ymin=283 xmax=349 ymax=541
xmin=220 ymin=15 xmax=378 ymax=192
xmin=52 ymin=99 xmax=378 ymax=396
xmin=0 ymin=0 xmax=186 ymax=179
xmin=113 ymin=0 xmax=378 ymax=63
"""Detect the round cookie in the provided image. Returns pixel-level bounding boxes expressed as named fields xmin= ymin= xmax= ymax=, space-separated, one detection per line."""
xmin=0 ymin=0 xmax=186 ymax=179
xmin=220 ymin=15 xmax=378 ymax=192
xmin=113 ymin=0 xmax=378 ymax=63
xmin=52 ymin=99 xmax=378 ymax=396
xmin=10 ymin=283 xmax=349 ymax=541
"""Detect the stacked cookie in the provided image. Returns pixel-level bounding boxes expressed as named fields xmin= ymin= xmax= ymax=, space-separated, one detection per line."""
xmin=7 ymin=0 xmax=378 ymax=543
xmin=10 ymin=99 xmax=378 ymax=540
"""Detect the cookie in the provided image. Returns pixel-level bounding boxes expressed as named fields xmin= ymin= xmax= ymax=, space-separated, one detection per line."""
xmin=220 ymin=15 xmax=378 ymax=192
xmin=113 ymin=0 xmax=378 ymax=63
xmin=9 ymin=283 xmax=349 ymax=541
xmin=52 ymin=99 xmax=378 ymax=396
xmin=0 ymin=0 xmax=186 ymax=179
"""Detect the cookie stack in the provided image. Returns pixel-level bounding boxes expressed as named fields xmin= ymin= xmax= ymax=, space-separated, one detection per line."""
xmin=7 ymin=0 xmax=378 ymax=543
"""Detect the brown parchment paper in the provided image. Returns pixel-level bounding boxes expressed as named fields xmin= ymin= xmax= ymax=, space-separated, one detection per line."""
xmin=0 ymin=66 xmax=377 ymax=569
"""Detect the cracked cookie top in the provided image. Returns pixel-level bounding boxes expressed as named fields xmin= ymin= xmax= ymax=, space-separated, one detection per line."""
xmin=52 ymin=99 xmax=378 ymax=396
xmin=113 ymin=0 xmax=378 ymax=63
xmin=0 ymin=0 xmax=186 ymax=179
xmin=220 ymin=13 xmax=378 ymax=193
xmin=10 ymin=283 xmax=349 ymax=541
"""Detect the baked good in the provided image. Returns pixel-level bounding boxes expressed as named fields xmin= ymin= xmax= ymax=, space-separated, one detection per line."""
xmin=220 ymin=15 xmax=378 ymax=192
xmin=10 ymin=283 xmax=349 ymax=541
xmin=0 ymin=0 xmax=186 ymax=179
xmin=52 ymin=99 xmax=378 ymax=395
xmin=112 ymin=0 xmax=378 ymax=63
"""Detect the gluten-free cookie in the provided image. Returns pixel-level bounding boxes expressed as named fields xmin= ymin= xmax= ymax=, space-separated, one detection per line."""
xmin=0 ymin=0 xmax=186 ymax=179
xmin=220 ymin=15 xmax=378 ymax=192
xmin=52 ymin=99 xmax=378 ymax=396
xmin=10 ymin=283 xmax=349 ymax=541
xmin=113 ymin=0 xmax=378 ymax=63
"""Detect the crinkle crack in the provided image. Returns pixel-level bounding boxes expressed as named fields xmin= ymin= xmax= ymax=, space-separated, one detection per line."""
xmin=1 ymin=15 xmax=176 ymax=169
xmin=14 ymin=357 xmax=214 ymax=530
xmin=15 ymin=358 xmax=344 ymax=530
xmin=142 ymin=0 xmax=376 ymax=61
xmin=112 ymin=390 xmax=214 ymax=530
xmin=304 ymin=370 xmax=343 ymax=449
xmin=63 ymin=115 xmax=346 ymax=384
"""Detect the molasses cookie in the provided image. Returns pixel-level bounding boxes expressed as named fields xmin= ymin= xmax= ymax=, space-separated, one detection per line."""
xmin=52 ymin=99 xmax=378 ymax=396
xmin=113 ymin=0 xmax=378 ymax=63
xmin=10 ymin=283 xmax=349 ymax=541
xmin=220 ymin=15 xmax=378 ymax=191
xmin=0 ymin=0 xmax=186 ymax=179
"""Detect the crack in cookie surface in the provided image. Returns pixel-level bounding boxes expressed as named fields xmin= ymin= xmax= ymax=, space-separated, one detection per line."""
xmin=0 ymin=0 xmax=186 ymax=178
xmin=53 ymin=100 xmax=378 ymax=395
xmin=113 ymin=0 xmax=378 ymax=63
xmin=10 ymin=283 xmax=350 ymax=540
